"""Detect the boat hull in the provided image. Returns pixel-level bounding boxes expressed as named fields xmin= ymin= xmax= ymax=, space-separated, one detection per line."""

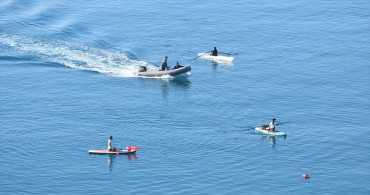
xmin=138 ymin=66 xmax=191 ymax=77
xmin=198 ymin=53 xmax=234 ymax=62
xmin=255 ymin=126 xmax=287 ymax=136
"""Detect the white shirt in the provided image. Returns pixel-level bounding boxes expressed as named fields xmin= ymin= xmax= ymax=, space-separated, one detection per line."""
xmin=269 ymin=121 xmax=275 ymax=129
xmin=108 ymin=139 xmax=113 ymax=149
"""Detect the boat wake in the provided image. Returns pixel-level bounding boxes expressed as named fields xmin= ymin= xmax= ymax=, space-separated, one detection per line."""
xmin=0 ymin=34 xmax=156 ymax=77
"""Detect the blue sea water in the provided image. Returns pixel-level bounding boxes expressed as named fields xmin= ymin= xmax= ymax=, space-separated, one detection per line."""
xmin=1 ymin=0 xmax=370 ymax=194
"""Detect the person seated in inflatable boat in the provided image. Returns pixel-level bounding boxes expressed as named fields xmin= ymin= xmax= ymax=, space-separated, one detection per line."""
xmin=173 ymin=61 xmax=183 ymax=69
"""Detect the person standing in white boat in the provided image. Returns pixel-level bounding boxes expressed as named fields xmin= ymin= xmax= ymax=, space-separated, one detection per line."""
xmin=108 ymin=136 xmax=116 ymax=152
xmin=160 ymin=56 xmax=169 ymax=70
xmin=210 ymin=46 xmax=218 ymax=56
xmin=268 ymin=118 xmax=278 ymax=132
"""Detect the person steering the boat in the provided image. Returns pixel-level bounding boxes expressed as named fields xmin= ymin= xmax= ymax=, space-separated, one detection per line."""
xmin=211 ymin=46 xmax=218 ymax=56
xmin=173 ymin=61 xmax=183 ymax=69
xmin=268 ymin=118 xmax=277 ymax=132
xmin=108 ymin=136 xmax=116 ymax=152
xmin=160 ymin=56 xmax=169 ymax=70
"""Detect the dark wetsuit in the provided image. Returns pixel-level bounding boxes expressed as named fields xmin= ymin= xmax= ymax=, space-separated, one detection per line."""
xmin=160 ymin=59 xmax=169 ymax=70
xmin=211 ymin=49 xmax=218 ymax=56
xmin=174 ymin=64 xmax=183 ymax=69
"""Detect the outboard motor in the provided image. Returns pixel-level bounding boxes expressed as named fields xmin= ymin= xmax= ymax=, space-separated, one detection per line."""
xmin=138 ymin=66 xmax=147 ymax=72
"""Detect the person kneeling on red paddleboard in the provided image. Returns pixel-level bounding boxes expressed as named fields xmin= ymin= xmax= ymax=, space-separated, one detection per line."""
xmin=108 ymin=136 xmax=116 ymax=152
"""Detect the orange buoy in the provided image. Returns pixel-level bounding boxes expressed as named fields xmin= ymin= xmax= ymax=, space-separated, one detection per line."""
xmin=302 ymin=174 xmax=310 ymax=179
xmin=134 ymin=146 xmax=138 ymax=151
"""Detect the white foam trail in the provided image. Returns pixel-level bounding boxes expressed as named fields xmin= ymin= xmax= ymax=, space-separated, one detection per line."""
xmin=0 ymin=34 xmax=156 ymax=77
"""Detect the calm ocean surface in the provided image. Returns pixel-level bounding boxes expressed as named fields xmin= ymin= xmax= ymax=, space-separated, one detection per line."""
xmin=1 ymin=0 xmax=369 ymax=194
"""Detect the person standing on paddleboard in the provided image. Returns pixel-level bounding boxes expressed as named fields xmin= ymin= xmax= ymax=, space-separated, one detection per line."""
xmin=160 ymin=56 xmax=169 ymax=70
xmin=211 ymin=46 xmax=218 ymax=56
xmin=108 ymin=136 xmax=116 ymax=152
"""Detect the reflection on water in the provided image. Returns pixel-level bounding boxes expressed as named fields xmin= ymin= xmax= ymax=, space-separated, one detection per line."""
xmin=198 ymin=60 xmax=234 ymax=71
xmin=108 ymin=154 xmax=116 ymax=172
xmin=212 ymin=61 xmax=234 ymax=69
xmin=138 ymin=74 xmax=192 ymax=98
xmin=161 ymin=80 xmax=169 ymax=98
xmin=259 ymin=135 xmax=286 ymax=147
xmin=159 ymin=75 xmax=192 ymax=98
xmin=268 ymin=136 xmax=276 ymax=146
xmin=108 ymin=154 xmax=138 ymax=172
xmin=212 ymin=61 xmax=218 ymax=71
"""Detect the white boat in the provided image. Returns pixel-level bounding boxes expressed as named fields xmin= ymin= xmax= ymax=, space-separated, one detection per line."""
xmin=197 ymin=53 xmax=234 ymax=62
xmin=255 ymin=126 xmax=287 ymax=137
xmin=137 ymin=65 xmax=191 ymax=77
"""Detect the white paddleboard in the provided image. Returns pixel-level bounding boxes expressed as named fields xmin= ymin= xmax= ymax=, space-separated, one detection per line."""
xmin=197 ymin=53 xmax=234 ymax=62
xmin=255 ymin=126 xmax=287 ymax=137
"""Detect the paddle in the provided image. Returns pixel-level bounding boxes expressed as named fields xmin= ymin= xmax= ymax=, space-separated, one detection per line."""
xmin=276 ymin=121 xmax=291 ymax=126
xmin=219 ymin=52 xmax=231 ymax=55
xmin=242 ymin=125 xmax=267 ymax=131
xmin=242 ymin=121 xmax=291 ymax=131
xmin=189 ymin=51 xmax=211 ymax=61
xmin=243 ymin=127 xmax=256 ymax=131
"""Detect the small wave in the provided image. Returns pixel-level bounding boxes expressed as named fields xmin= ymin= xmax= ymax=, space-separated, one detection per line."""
xmin=0 ymin=34 xmax=156 ymax=77
xmin=0 ymin=55 xmax=30 ymax=61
